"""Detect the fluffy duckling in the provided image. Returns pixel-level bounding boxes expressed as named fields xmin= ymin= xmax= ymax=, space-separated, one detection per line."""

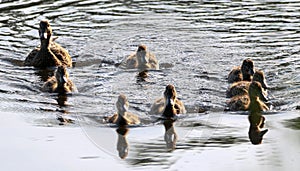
xmin=120 ymin=45 xmax=159 ymax=71
xmin=248 ymin=81 xmax=269 ymax=145
xmin=228 ymin=58 xmax=255 ymax=83
xmin=106 ymin=94 xmax=140 ymax=126
xmin=41 ymin=66 xmax=76 ymax=94
xmin=24 ymin=20 xmax=72 ymax=67
xmin=227 ymin=81 xmax=269 ymax=111
xmin=149 ymin=84 xmax=186 ymax=115
xmin=226 ymin=70 xmax=268 ymax=98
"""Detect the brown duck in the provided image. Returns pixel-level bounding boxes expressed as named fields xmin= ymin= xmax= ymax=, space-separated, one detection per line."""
xmin=41 ymin=66 xmax=76 ymax=94
xmin=228 ymin=58 xmax=255 ymax=83
xmin=120 ymin=45 xmax=159 ymax=71
xmin=105 ymin=94 xmax=140 ymax=126
xmin=226 ymin=70 xmax=268 ymax=98
xmin=227 ymin=81 xmax=269 ymax=111
xmin=247 ymin=81 xmax=269 ymax=144
xmin=150 ymin=84 xmax=186 ymax=115
xmin=24 ymin=20 xmax=72 ymax=67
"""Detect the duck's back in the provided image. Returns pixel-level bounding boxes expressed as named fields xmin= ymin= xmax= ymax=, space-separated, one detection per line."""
xmin=50 ymin=42 xmax=72 ymax=67
xmin=119 ymin=53 xmax=137 ymax=69
xmin=25 ymin=41 xmax=72 ymax=67
xmin=228 ymin=66 xmax=242 ymax=83
xmin=147 ymin=52 xmax=159 ymax=69
xmin=226 ymin=81 xmax=250 ymax=98
xmin=41 ymin=76 xmax=57 ymax=92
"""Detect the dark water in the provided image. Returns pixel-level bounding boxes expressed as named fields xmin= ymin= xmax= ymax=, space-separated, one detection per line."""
xmin=0 ymin=0 xmax=300 ymax=170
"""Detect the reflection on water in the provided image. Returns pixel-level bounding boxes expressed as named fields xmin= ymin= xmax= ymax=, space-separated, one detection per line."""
xmin=0 ymin=0 xmax=300 ymax=170
xmin=248 ymin=114 xmax=268 ymax=145
xmin=163 ymin=118 xmax=177 ymax=151
xmin=116 ymin=125 xmax=129 ymax=159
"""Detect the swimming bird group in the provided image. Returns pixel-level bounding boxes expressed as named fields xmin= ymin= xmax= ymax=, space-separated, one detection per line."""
xmin=24 ymin=20 xmax=271 ymax=147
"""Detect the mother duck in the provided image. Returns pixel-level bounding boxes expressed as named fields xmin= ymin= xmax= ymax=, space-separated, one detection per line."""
xmin=24 ymin=20 xmax=72 ymax=67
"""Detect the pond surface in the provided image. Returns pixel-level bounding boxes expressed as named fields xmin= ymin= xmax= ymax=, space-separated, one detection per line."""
xmin=0 ymin=0 xmax=299 ymax=170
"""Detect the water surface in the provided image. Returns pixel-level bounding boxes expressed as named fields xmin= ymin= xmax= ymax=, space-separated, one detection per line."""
xmin=0 ymin=0 xmax=299 ymax=170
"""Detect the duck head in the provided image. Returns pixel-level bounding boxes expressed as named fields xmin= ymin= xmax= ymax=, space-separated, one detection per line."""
xmin=116 ymin=94 xmax=129 ymax=116
xmin=136 ymin=45 xmax=150 ymax=69
xmin=241 ymin=59 xmax=255 ymax=81
xmin=253 ymin=70 xmax=268 ymax=89
xmin=39 ymin=20 xmax=52 ymax=40
xmin=55 ymin=66 xmax=69 ymax=88
xmin=163 ymin=84 xmax=178 ymax=118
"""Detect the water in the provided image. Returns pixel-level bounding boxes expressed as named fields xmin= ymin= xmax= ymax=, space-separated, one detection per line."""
xmin=0 ymin=0 xmax=300 ymax=170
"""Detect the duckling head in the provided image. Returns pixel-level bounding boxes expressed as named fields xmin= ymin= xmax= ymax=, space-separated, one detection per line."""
xmin=116 ymin=94 xmax=129 ymax=115
xmin=39 ymin=20 xmax=52 ymax=40
xmin=163 ymin=85 xmax=178 ymax=118
xmin=241 ymin=59 xmax=255 ymax=81
xmin=55 ymin=66 xmax=68 ymax=87
xmin=249 ymin=81 xmax=268 ymax=102
xmin=253 ymin=70 xmax=268 ymax=89
xmin=136 ymin=45 xmax=149 ymax=67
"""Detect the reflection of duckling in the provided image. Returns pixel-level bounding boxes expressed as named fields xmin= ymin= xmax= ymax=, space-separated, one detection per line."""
xmin=163 ymin=119 xmax=177 ymax=150
xmin=42 ymin=66 xmax=76 ymax=94
xmin=248 ymin=81 xmax=269 ymax=145
xmin=248 ymin=115 xmax=268 ymax=145
xmin=227 ymin=81 xmax=268 ymax=111
xmin=106 ymin=94 xmax=140 ymax=126
xmin=56 ymin=94 xmax=68 ymax=106
xmin=116 ymin=126 xmax=129 ymax=159
xmin=228 ymin=59 xmax=255 ymax=83
xmin=150 ymin=84 xmax=186 ymax=115
xmin=226 ymin=70 xmax=268 ymax=98
xmin=24 ymin=20 xmax=72 ymax=67
xmin=120 ymin=45 xmax=159 ymax=70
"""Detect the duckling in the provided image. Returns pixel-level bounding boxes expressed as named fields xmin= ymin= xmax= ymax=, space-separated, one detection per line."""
xmin=228 ymin=58 xmax=255 ymax=83
xmin=226 ymin=70 xmax=268 ymax=98
xmin=105 ymin=94 xmax=140 ymax=126
xmin=24 ymin=20 xmax=72 ymax=67
xmin=227 ymin=81 xmax=268 ymax=111
xmin=120 ymin=45 xmax=159 ymax=71
xmin=149 ymin=84 xmax=186 ymax=115
xmin=248 ymin=81 xmax=269 ymax=145
xmin=41 ymin=66 xmax=76 ymax=94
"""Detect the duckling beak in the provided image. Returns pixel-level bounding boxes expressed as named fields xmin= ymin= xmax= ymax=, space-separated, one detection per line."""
xmin=166 ymin=98 xmax=175 ymax=106
xmin=260 ymin=92 xmax=268 ymax=102
xmin=262 ymin=81 xmax=269 ymax=89
xmin=123 ymin=104 xmax=128 ymax=112
xmin=141 ymin=55 xmax=149 ymax=64
xmin=249 ymin=68 xmax=255 ymax=76
xmin=62 ymin=76 xmax=68 ymax=83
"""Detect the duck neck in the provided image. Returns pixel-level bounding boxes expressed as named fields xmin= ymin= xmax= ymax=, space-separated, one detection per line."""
xmin=117 ymin=111 xmax=128 ymax=126
xmin=242 ymin=73 xmax=252 ymax=81
xmin=40 ymin=35 xmax=51 ymax=50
